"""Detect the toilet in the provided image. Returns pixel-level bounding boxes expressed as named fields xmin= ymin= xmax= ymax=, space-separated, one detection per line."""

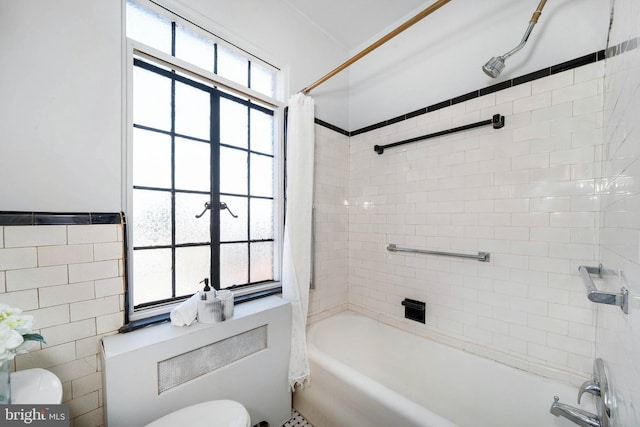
xmin=146 ymin=400 xmax=251 ymax=427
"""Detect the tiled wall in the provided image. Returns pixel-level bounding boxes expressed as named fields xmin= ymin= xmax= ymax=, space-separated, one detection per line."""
xmin=0 ymin=223 xmax=125 ymax=426
xmin=345 ymin=61 xmax=605 ymax=385
xmin=597 ymin=0 xmax=640 ymax=425
xmin=307 ymin=125 xmax=350 ymax=321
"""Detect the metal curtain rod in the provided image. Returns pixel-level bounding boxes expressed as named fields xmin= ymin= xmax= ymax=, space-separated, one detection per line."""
xmin=301 ymin=0 xmax=452 ymax=94
xmin=374 ymin=114 xmax=505 ymax=155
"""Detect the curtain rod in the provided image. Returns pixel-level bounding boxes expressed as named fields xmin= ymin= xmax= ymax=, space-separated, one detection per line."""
xmin=301 ymin=0 xmax=452 ymax=94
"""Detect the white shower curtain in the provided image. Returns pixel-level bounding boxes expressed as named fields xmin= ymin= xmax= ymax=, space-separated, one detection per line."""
xmin=282 ymin=92 xmax=315 ymax=390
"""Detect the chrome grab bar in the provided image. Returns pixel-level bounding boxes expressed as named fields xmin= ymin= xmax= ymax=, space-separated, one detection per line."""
xmin=578 ymin=265 xmax=629 ymax=314
xmin=387 ymin=244 xmax=490 ymax=262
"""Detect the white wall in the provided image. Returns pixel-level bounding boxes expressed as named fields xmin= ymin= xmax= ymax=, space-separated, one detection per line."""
xmin=597 ymin=1 xmax=640 ymax=426
xmin=0 ymin=0 xmax=350 ymax=212
xmin=348 ymin=0 xmax=609 ymax=130
xmin=345 ymin=62 xmax=605 ymax=385
xmin=0 ymin=1 xmax=123 ymax=212
xmin=1 ymin=223 xmax=125 ymax=426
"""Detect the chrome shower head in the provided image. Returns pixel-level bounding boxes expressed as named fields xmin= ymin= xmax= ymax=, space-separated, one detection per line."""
xmin=482 ymin=56 xmax=506 ymax=78
xmin=482 ymin=0 xmax=548 ymax=78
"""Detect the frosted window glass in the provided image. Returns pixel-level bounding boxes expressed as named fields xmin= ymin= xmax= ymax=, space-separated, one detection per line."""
xmin=250 ymin=109 xmax=274 ymax=155
xmin=220 ymin=196 xmax=248 ymax=242
xmin=175 ymin=193 xmax=211 ymax=245
xmin=175 ymin=81 xmax=210 ymax=140
xmin=220 ymin=98 xmax=248 ymax=148
xmin=220 ymin=243 xmax=248 ymax=288
xmin=218 ymin=44 xmax=248 ymax=86
xmin=250 ymin=199 xmax=273 ymax=240
xmin=250 ymin=62 xmax=276 ymax=98
xmin=250 ymin=242 xmax=273 ymax=283
xmin=133 ymin=128 xmax=171 ymax=188
xmin=175 ymin=24 xmax=215 ymax=73
xmin=126 ymin=1 xmax=172 ymax=55
xmin=133 ymin=67 xmax=171 ymax=131
xmin=175 ymin=137 xmax=210 ymax=192
xmin=220 ymin=147 xmax=248 ymax=195
xmin=175 ymin=246 xmax=210 ymax=297
xmin=133 ymin=190 xmax=171 ymax=246
xmin=133 ymin=248 xmax=172 ymax=305
xmin=250 ymin=154 xmax=273 ymax=197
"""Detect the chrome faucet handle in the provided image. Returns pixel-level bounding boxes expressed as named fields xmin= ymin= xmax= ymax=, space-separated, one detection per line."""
xmin=578 ymin=380 xmax=601 ymax=404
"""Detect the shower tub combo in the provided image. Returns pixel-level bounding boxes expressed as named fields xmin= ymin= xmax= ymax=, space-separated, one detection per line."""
xmin=294 ymin=311 xmax=591 ymax=427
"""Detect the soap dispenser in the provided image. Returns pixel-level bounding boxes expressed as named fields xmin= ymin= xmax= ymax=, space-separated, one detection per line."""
xmin=197 ymin=278 xmax=217 ymax=323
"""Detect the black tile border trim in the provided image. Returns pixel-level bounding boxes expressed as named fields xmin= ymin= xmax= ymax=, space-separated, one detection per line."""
xmin=315 ymin=49 xmax=616 ymax=137
xmin=0 ymin=211 xmax=123 ymax=226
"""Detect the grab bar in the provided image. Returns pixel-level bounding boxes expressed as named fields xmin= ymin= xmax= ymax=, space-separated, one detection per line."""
xmin=373 ymin=114 xmax=505 ymax=155
xmin=578 ymin=265 xmax=629 ymax=314
xmin=387 ymin=244 xmax=490 ymax=262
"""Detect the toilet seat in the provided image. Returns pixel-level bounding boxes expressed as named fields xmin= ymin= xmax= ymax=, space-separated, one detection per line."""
xmin=146 ymin=400 xmax=251 ymax=427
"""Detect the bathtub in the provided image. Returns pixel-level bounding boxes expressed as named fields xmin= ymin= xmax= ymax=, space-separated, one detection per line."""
xmin=293 ymin=311 xmax=593 ymax=427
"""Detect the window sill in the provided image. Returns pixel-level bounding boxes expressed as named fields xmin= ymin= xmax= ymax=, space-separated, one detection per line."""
xmin=120 ymin=285 xmax=282 ymax=333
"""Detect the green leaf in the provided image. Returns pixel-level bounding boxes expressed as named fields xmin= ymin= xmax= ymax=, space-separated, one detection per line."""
xmin=22 ymin=333 xmax=46 ymax=344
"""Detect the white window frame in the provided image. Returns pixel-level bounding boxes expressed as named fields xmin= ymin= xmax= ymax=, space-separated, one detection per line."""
xmin=123 ymin=31 xmax=285 ymax=322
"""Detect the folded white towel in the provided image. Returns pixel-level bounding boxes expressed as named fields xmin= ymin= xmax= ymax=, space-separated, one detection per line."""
xmin=170 ymin=293 xmax=199 ymax=327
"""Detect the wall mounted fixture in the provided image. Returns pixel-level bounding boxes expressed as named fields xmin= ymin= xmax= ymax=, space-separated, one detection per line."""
xmin=374 ymin=114 xmax=505 ymax=155
xmin=482 ymin=0 xmax=548 ymax=78
xmin=387 ymin=244 xmax=491 ymax=262
xmin=578 ymin=265 xmax=629 ymax=314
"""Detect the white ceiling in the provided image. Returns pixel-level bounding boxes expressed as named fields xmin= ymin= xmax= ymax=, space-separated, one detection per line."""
xmin=281 ymin=0 xmax=430 ymax=51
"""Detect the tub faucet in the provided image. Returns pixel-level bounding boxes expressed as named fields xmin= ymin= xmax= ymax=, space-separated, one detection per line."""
xmin=550 ymin=396 xmax=602 ymax=427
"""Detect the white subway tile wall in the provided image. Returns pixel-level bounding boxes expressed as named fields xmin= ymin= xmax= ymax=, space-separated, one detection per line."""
xmin=308 ymin=62 xmax=608 ymax=386
xmin=307 ymin=125 xmax=350 ymax=322
xmin=597 ymin=0 xmax=640 ymax=425
xmin=0 ymin=224 xmax=124 ymax=426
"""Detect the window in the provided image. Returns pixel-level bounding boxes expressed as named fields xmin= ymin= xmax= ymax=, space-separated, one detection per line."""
xmin=125 ymin=0 xmax=282 ymax=320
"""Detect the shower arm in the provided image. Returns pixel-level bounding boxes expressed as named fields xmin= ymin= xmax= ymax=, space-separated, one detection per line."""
xmin=500 ymin=0 xmax=547 ymax=60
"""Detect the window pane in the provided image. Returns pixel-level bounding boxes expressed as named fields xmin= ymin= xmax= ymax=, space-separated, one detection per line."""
xmin=175 ymin=137 xmax=210 ymax=192
xmin=217 ymin=44 xmax=248 ymax=86
xmin=250 ymin=154 xmax=273 ymax=197
xmin=220 ymin=196 xmax=248 ymax=242
xmin=175 ymin=246 xmax=210 ymax=297
xmin=133 ymin=189 xmax=171 ymax=246
xmin=250 ymin=109 xmax=274 ymax=155
xmin=220 ymin=98 xmax=248 ymax=149
xmin=175 ymin=193 xmax=211 ymax=245
xmin=220 ymin=147 xmax=248 ymax=195
xmin=250 ymin=62 xmax=275 ymax=98
xmin=133 ymin=128 xmax=171 ymax=188
xmin=220 ymin=243 xmax=248 ymax=288
xmin=250 ymin=242 xmax=273 ymax=283
xmin=175 ymin=81 xmax=210 ymax=140
xmin=133 ymin=66 xmax=171 ymax=131
xmin=175 ymin=24 xmax=215 ymax=72
xmin=250 ymin=198 xmax=273 ymax=240
xmin=126 ymin=1 xmax=172 ymax=54
xmin=133 ymin=248 xmax=172 ymax=305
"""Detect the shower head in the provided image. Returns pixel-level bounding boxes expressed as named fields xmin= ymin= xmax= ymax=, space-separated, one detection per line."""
xmin=482 ymin=0 xmax=547 ymax=78
xmin=482 ymin=56 xmax=506 ymax=78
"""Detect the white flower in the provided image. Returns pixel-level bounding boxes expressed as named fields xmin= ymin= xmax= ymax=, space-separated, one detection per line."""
xmin=0 ymin=304 xmax=45 ymax=364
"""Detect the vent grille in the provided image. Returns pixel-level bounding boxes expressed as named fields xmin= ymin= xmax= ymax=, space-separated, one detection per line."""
xmin=157 ymin=325 xmax=268 ymax=394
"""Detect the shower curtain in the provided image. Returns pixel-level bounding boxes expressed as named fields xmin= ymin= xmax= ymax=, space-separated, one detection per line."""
xmin=282 ymin=92 xmax=315 ymax=390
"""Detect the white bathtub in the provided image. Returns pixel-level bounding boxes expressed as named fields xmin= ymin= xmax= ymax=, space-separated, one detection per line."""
xmin=294 ymin=311 xmax=594 ymax=427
